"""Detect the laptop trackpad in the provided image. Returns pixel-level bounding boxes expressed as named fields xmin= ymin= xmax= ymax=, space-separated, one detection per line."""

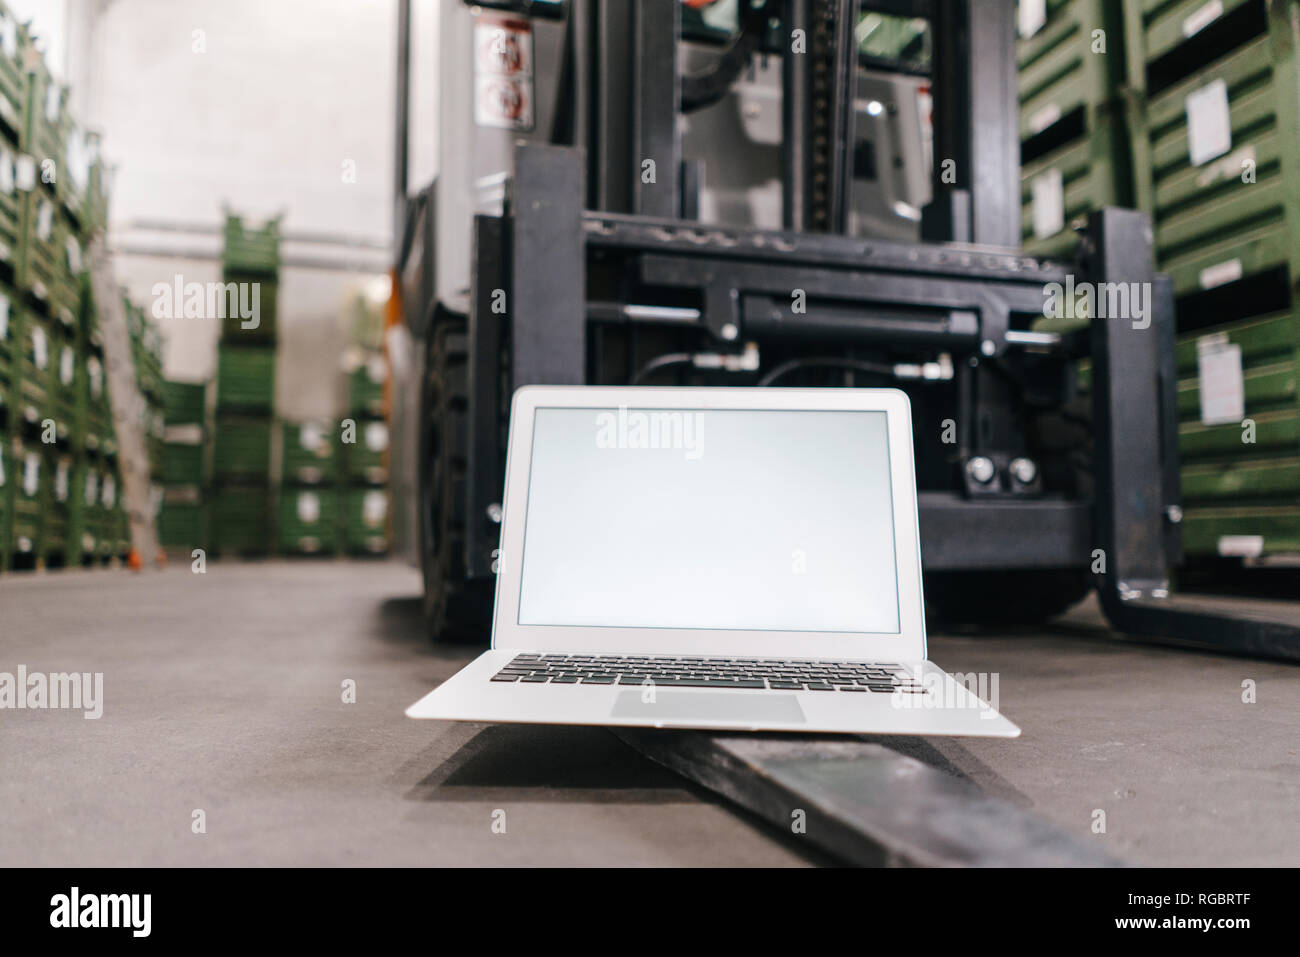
xmin=611 ymin=690 xmax=805 ymax=724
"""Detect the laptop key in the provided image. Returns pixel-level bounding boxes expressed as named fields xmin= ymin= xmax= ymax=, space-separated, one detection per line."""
xmin=491 ymin=674 xmax=520 ymax=682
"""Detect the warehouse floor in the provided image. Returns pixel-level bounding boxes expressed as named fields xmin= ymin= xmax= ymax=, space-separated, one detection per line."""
xmin=2 ymin=561 xmax=1297 ymax=866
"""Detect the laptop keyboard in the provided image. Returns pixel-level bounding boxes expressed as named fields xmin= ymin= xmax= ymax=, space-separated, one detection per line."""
xmin=490 ymin=654 xmax=926 ymax=693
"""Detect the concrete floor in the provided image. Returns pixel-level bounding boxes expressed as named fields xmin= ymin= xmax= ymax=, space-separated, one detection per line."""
xmin=1 ymin=560 xmax=1297 ymax=866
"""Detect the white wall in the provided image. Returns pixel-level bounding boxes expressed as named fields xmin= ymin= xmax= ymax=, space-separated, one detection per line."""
xmin=62 ymin=0 xmax=410 ymax=419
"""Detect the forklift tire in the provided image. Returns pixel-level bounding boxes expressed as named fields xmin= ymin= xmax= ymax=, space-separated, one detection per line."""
xmin=419 ymin=317 xmax=494 ymax=643
xmin=925 ymin=569 xmax=1091 ymax=627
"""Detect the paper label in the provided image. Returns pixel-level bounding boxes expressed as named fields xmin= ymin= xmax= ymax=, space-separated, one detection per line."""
xmin=22 ymin=453 xmax=39 ymax=497
xmin=0 ymin=293 xmax=8 ymax=340
xmin=0 ymin=13 xmax=15 ymax=59
xmin=1032 ymin=167 xmax=1065 ymax=239
xmin=300 ymin=421 xmax=325 ymax=452
xmin=36 ymin=199 xmax=53 ymax=240
xmin=1199 ymin=258 xmax=1242 ymax=290
xmin=297 ymin=492 xmax=321 ymax=525
xmin=1028 ymin=103 xmax=1061 ymax=135
xmin=362 ymin=490 xmax=388 ymax=527
xmin=1019 ymin=0 xmax=1047 ymax=38
xmin=15 ymin=154 xmax=35 ymax=191
xmin=55 ymin=459 xmax=69 ymax=502
xmin=60 ymin=347 xmax=74 ymax=385
xmin=1197 ymin=335 xmax=1244 ymax=425
xmin=85 ymin=471 xmax=97 ymax=506
xmin=0 ymin=148 xmax=12 ymax=194
xmin=364 ymin=421 xmax=389 ymax=452
xmin=1186 ymin=79 xmax=1232 ymax=167
xmin=102 ymin=475 xmax=116 ymax=508
xmin=1184 ymin=0 xmax=1224 ymax=37
xmin=1217 ymin=535 xmax=1263 ymax=558
xmin=32 ymin=326 xmax=47 ymax=369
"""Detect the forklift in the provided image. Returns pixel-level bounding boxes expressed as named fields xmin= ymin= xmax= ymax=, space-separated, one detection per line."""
xmin=389 ymin=0 xmax=1300 ymax=659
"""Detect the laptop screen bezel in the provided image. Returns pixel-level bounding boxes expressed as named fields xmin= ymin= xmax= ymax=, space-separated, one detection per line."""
xmin=489 ymin=386 xmax=927 ymax=662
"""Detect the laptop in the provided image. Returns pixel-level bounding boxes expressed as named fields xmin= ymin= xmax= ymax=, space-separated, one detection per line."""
xmin=407 ymin=386 xmax=1019 ymax=737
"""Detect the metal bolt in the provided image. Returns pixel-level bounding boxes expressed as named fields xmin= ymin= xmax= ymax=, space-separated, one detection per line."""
xmin=1009 ymin=457 xmax=1038 ymax=485
xmin=486 ymin=503 xmax=503 ymax=523
xmin=720 ymin=323 xmax=739 ymax=341
xmin=1165 ymin=504 xmax=1183 ymax=524
xmin=966 ymin=456 xmax=996 ymax=485
xmin=980 ymin=339 xmax=995 ymax=356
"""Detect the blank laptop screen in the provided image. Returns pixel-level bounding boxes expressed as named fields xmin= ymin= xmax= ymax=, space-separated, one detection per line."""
xmin=516 ymin=407 xmax=901 ymax=634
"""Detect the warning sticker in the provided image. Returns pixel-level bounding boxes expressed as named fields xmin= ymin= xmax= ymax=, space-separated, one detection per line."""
xmin=474 ymin=18 xmax=534 ymax=131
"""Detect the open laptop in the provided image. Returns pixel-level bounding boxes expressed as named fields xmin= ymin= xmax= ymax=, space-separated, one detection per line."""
xmin=407 ymin=386 xmax=1019 ymax=737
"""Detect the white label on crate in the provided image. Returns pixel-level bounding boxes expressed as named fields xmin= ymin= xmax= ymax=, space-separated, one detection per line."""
xmin=297 ymin=492 xmax=321 ymax=525
xmin=1031 ymin=167 xmax=1065 ymax=240
xmin=66 ymin=236 xmax=82 ymax=272
xmin=300 ymin=421 xmax=325 ymax=452
xmin=15 ymin=154 xmax=35 ymax=191
xmin=1186 ymin=79 xmax=1232 ymax=166
xmin=31 ymin=326 xmax=47 ymax=370
xmin=60 ymin=346 xmax=74 ymax=385
xmin=1028 ymin=102 xmax=1061 ymax=135
xmin=1019 ymin=0 xmax=1047 ymax=38
xmin=84 ymin=471 xmax=97 ymax=507
xmin=474 ymin=17 xmax=534 ymax=131
xmin=44 ymin=83 xmax=59 ymax=122
xmin=89 ymin=357 xmax=102 ymax=398
xmin=1199 ymin=257 xmax=1242 ymax=289
xmin=362 ymin=490 xmax=388 ymax=528
xmin=0 ymin=13 xmax=15 ymax=59
xmin=0 ymin=445 xmax=5 ymax=487
xmin=1217 ymin=534 xmax=1263 ymax=558
xmin=22 ymin=453 xmax=39 ymax=497
xmin=1196 ymin=335 xmax=1245 ymax=425
xmin=55 ymin=459 xmax=69 ymax=502
xmin=364 ymin=421 xmax=389 ymax=452
xmin=1183 ymin=0 xmax=1224 ymax=37
xmin=1195 ymin=144 xmax=1254 ymax=188
xmin=0 ymin=293 xmax=8 ymax=340
xmin=36 ymin=199 xmax=53 ymax=241
xmin=366 ymin=353 xmax=386 ymax=384
xmin=102 ymin=475 xmax=116 ymax=508
xmin=0 ymin=148 xmax=12 ymax=194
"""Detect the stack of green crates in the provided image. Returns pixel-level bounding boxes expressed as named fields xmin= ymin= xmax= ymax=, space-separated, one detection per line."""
xmin=158 ymin=379 xmax=208 ymax=552
xmin=211 ymin=213 xmax=280 ymax=557
xmin=279 ymin=419 xmax=339 ymax=555
xmin=1018 ymin=0 xmax=1136 ymax=261
xmin=341 ymin=351 xmax=389 ymax=554
xmin=1127 ymin=0 xmax=1300 ymax=562
xmin=0 ymin=2 xmax=128 ymax=574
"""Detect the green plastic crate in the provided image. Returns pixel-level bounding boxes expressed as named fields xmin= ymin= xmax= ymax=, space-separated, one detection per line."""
xmin=222 ymin=214 xmax=281 ymax=276
xmin=347 ymin=352 xmax=386 ymax=417
xmin=8 ymin=436 xmax=43 ymax=565
xmin=212 ymin=414 xmax=272 ymax=481
xmin=163 ymin=379 xmax=207 ymax=426
xmin=0 ymin=5 xmax=30 ymax=143
xmin=218 ymin=272 xmax=278 ymax=343
xmin=341 ymin=417 xmax=389 ymax=486
xmin=210 ymin=484 xmax=271 ymax=555
xmin=163 ymin=440 xmax=204 ymax=486
xmin=1176 ymin=307 xmax=1300 ymax=556
xmin=282 ymin=420 xmax=337 ymax=485
xmin=1138 ymin=0 xmax=1300 ymax=299
xmin=279 ymin=487 xmax=339 ymax=555
xmin=18 ymin=191 xmax=80 ymax=327
xmin=1018 ymin=0 xmax=1136 ymax=257
xmin=158 ymin=492 xmax=205 ymax=550
xmin=342 ymin=487 xmax=389 ymax=555
xmin=216 ymin=345 xmax=276 ymax=413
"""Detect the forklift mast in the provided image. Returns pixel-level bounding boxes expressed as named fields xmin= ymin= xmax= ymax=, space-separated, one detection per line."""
xmin=392 ymin=0 xmax=1300 ymax=658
